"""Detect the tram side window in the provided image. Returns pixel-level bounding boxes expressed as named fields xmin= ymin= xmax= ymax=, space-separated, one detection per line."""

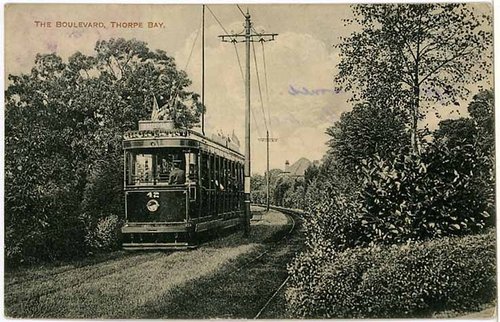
xmin=200 ymin=153 xmax=209 ymax=188
xmin=187 ymin=152 xmax=198 ymax=182
xmin=229 ymin=161 xmax=234 ymax=191
xmin=239 ymin=163 xmax=244 ymax=190
xmin=209 ymin=155 xmax=214 ymax=190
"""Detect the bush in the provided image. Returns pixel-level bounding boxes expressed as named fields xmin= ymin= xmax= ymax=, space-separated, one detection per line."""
xmin=85 ymin=214 xmax=122 ymax=252
xmin=85 ymin=215 xmax=121 ymax=251
xmin=355 ymin=141 xmax=494 ymax=245
xmin=286 ymin=230 xmax=496 ymax=318
xmin=302 ymin=140 xmax=495 ymax=253
xmin=251 ymin=190 xmax=266 ymax=205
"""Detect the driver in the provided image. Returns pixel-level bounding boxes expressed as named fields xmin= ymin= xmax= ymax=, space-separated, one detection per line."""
xmin=169 ymin=160 xmax=186 ymax=184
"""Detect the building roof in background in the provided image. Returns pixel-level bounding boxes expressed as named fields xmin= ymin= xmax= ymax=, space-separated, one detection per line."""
xmin=287 ymin=157 xmax=312 ymax=176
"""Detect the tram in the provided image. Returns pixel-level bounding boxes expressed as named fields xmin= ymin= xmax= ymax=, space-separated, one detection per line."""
xmin=121 ymin=119 xmax=245 ymax=249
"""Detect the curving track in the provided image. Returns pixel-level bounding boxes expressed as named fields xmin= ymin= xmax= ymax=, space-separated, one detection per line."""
xmin=251 ymin=205 xmax=303 ymax=319
xmin=5 ymin=206 xmax=304 ymax=319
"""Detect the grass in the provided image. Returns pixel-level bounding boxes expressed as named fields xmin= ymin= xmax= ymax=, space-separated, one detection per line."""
xmin=433 ymin=301 xmax=497 ymax=319
xmin=134 ymin=223 xmax=303 ymax=319
xmin=4 ymin=209 xmax=300 ymax=319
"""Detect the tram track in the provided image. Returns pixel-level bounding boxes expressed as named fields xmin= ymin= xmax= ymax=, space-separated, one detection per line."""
xmin=132 ymin=206 xmax=304 ymax=319
xmin=250 ymin=206 xmax=303 ymax=319
xmin=5 ymin=206 xmax=305 ymax=319
xmin=228 ymin=209 xmax=297 ymax=277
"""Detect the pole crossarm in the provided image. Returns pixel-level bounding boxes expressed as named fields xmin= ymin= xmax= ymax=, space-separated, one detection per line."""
xmin=219 ymin=33 xmax=278 ymax=43
xmin=259 ymin=131 xmax=278 ymax=211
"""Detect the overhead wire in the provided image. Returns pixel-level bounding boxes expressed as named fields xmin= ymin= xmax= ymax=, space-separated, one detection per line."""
xmin=251 ymin=104 xmax=263 ymax=138
xmin=261 ymin=42 xmax=270 ymax=102
xmin=167 ymin=27 xmax=201 ymax=110
xmin=184 ymin=27 xmax=201 ymax=70
xmin=206 ymin=5 xmax=263 ymax=138
xmin=206 ymin=5 xmax=230 ymax=34
xmin=252 ymin=41 xmax=269 ymax=132
xmin=206 ymin=5 xmax=244 ymax=86
xmin=261 ymin=41 xmax=272 ymax=136
xmin=236 ymin=4 xmax=246 ymax=18
xmin=233 ymin=44 xmax=245 ymax=83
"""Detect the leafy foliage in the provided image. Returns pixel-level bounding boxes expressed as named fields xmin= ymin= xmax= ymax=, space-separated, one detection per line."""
xmin=336 ymin=3 xmax=492 ymax=152
xmin=326 ymin=102 xmax=410 ymax=180
xmin=300 ymin=137 xmax=494 ymax=252
xmin=356 ymin=142 xmax=493 ymax=245
xmin=5 ymin=38 xmax=202 ymax=264
xmin=84 ymin=215 xmax=122 ymax=252
xmin=251 ymin=169 xmax=284 ymax=205
xmin=286 ymin=230 xmax=496 ymax=318
xmin=286 ymin=90 xmax=495 ymax=317
xmin=250 ymin=173 xmax=266 ymax=204
xmin=284 ymin=4 xmax=494 ymax=318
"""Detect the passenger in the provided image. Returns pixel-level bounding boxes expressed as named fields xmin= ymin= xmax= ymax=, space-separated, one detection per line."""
xmin=157 ymin=159 xmax=170 ymax=182
xmin=169 ymin=161 xmax=186 ymax=184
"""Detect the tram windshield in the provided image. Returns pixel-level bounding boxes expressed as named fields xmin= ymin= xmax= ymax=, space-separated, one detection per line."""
xmin=125 ymin=149 xmax=197 ymax=186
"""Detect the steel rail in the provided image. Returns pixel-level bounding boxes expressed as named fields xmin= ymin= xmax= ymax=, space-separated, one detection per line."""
xmin=251 ymin=205 xmax=303 ymax=319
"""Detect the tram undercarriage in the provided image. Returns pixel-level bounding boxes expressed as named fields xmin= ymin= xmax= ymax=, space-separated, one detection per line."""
xmin=122 ymin=213 xmax=244 ymax=250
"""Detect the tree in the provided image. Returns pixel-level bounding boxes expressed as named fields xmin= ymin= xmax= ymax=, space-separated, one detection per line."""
xmin=325 ymin=103 xmax=410 ymax=179
xmin=434 ymin=118 xmax=475 ymax=147
xmin=467 ymin=89 xmax=494 ymax=160
xmin=432 ymin=89 xmax=495 ymax=226
xmin=274 ymin=175 xmax=295 ymax=206
xmin=93 ymin=38 xmax=203 ymax=130
xmin=337 ymin=4 xmax=492 ymax=153
xmin=250 ymin=173 xmax=266 ymax=204
xmin=304 ymin=163 xmax=320 ymax=188
xmin=434 ymin=89 xmax=494 ymax=175
xmin=5 ymin=38 xmax=202 ymax=263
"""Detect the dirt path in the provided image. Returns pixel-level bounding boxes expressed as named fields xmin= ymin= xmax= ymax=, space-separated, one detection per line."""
xmin=5 ymin=208 xmax=299 ymax=319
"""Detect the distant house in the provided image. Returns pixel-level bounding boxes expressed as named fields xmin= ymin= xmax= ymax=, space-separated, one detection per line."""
xmin=283 ymin=157 xmax=312 ymax=177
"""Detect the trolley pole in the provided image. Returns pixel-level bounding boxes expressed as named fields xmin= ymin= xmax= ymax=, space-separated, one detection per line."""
xmin=258 ymin=130 xmax=278 ymax=211
xmin=219 ymin=9 xmax=277 ymax=237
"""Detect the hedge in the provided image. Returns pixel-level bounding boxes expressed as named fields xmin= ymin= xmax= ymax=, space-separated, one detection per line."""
xmin=286 ymin=230 xmax=496 ymax=318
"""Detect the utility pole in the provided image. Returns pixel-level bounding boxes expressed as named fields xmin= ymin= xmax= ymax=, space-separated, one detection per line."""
xmin=201 ymin=5 xmax=205 ymax=135
xmin=258 ymin=131 xmax=278 ymax=211
xmin=219 ymin=10 xmax=277 ymax=237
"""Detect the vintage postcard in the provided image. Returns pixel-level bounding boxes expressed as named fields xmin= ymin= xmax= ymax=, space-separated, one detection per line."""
xmin=3 ymin=2 xmax=495 ymax=319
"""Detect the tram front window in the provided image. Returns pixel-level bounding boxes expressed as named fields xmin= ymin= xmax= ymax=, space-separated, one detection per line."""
xmin=126 ymin=150 xmax=196 ymax=186
xmin=133 ymin=153 xmax=154 ymax=184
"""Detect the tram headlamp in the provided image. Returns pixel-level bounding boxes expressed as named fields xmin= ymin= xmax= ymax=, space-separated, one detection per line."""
xmin=146 ymin=199 xmax=160 ymax=212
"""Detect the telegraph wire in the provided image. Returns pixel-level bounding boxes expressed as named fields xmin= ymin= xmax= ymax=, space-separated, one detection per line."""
xmin=252 ymin=106 xmax=263 ymax=139
xmin=233 ymin=44 xmax=245 ymax=83
xmin=261 ymin=42 xmax=270 ymax=103
xmin=167 ymin=27 xmax=201 ymax=110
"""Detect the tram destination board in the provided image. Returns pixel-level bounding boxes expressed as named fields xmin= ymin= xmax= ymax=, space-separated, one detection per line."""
xmin=4 ymin=2 xmax=495 ymax=320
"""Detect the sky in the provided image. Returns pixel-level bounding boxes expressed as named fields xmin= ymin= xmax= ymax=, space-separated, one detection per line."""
xmin=4 ymin=3 xmax=493 ymax=174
